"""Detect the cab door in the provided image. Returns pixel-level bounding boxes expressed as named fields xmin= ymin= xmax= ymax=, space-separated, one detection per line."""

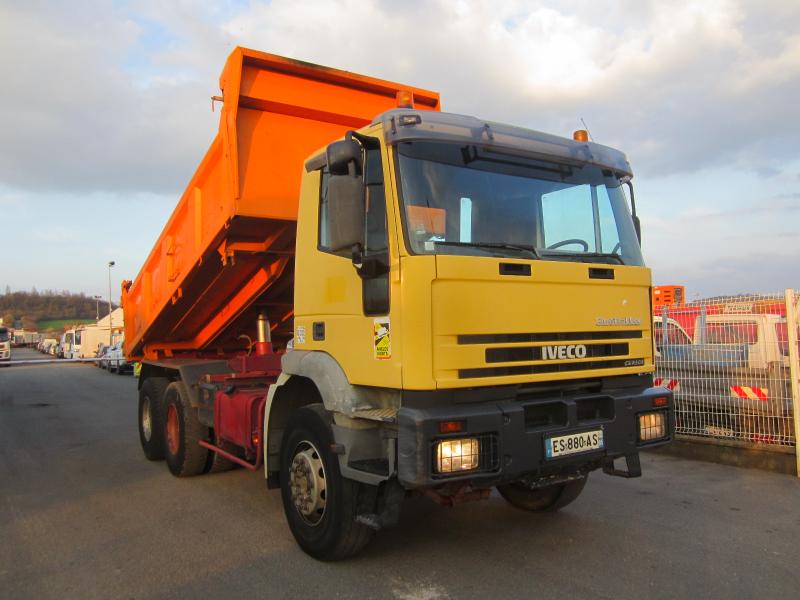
xmin=293 ymin=136 xmax=402 ymax=388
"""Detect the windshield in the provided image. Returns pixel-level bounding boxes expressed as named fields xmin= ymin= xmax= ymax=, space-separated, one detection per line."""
xmin=396 ymin=141 xmax=643 ymax=265
xmin=704 ymin=321 xmax=758 ymax=345
xmin=0 ymin=328 xmax=8 ymax=342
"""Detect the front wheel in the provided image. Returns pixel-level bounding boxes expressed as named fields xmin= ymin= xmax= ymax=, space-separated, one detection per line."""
xmin=279 ymin=405 xmax=374 ymax=560
xmin=497 ymin=475 xmax=588 ymax=512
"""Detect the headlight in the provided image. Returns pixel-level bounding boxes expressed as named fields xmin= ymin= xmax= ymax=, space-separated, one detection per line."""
xmin=435 ymin=438 xmax=480 ymax=473
xmin=639 ymin=411 xmax=667 ymax=441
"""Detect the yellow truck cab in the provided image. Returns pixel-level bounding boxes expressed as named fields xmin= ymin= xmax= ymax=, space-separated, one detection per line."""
xmin=285 ymin=109 xmax=671 ymax=495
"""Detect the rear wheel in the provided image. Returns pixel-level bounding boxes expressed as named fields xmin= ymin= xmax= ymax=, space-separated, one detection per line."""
xmin=204 ymin=439 xmax=238 ymax=474
xmin=280 ymin=405 xmax=374 ymax=560
xmin=497 ymin=475 xmax=588 ymax=512
xmin=164 ymin=382 xmax=210 ymax=477
xmin=138 ymin=377 xmax=170 ymax=460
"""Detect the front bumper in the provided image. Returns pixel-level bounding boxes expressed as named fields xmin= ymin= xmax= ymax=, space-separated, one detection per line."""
xmin=397 ymin=386 xmax=673 ymax=488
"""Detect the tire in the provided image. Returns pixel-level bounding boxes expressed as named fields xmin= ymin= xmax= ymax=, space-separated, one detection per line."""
xmin=164 ymin=381 xmax=210 ymax=477
xmin=280 ymin=405 xmax=374 ymax=560
xmin=138 ymin=377 xmax=170 ymax=461
xmin=497 ymin=475 xmax=588 ymax=512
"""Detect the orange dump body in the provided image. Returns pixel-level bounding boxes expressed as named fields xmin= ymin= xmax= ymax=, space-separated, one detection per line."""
xmin=123 ymin=47 xmax=440 ymax=360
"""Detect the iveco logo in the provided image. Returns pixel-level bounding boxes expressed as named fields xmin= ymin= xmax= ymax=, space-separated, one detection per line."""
xmin=596 ymin=317 xmax=642 ymax=326
xmin=541 ymin=344 xmax=587 ymax=360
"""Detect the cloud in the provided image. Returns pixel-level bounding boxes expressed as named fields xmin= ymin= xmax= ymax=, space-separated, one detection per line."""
xmin=0 ymin=1 xmax=225 ymax=194
xmin=220 ymin=0 xmax=800 ymax=179
xmin=2 ymin=0 xmax=800 ymax=196
xmin=653 ymin=252 xmax=800 ymax=297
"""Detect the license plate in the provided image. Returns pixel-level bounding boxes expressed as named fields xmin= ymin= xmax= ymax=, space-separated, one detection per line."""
xmin=545 ymin=430 xmax=604 ymax=459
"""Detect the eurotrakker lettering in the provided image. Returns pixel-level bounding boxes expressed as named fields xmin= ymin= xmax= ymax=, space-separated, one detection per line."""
xmin=596 ymin=317 xmax=642 ymax=326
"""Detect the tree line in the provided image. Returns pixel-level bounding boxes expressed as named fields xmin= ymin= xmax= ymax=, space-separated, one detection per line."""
xmin=0 ymin=288 xmax=116 ymax=330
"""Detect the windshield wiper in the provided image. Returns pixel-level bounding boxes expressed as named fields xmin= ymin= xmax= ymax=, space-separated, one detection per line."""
xmin=434 ymin=240 xmax=541 ymax=260
xmin=539 ymin=250 xmax=625 ymax=265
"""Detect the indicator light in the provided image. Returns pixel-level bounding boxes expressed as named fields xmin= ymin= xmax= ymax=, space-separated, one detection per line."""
xmin=438 ymin=420 xmax=465 ymax=434
xmin=396 ymin=90 xmax=415 ymax=108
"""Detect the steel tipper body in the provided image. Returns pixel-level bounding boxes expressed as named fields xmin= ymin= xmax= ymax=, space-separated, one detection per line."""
xmin=124 ymin=47 xmax=672 ymax=561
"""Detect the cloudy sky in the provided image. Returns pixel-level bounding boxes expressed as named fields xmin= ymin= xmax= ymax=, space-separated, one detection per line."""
xmin=1 ymin=0 xmax=798 ymax=301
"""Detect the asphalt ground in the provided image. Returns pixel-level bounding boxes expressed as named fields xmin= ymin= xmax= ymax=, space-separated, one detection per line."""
xmin=2 ymin=347 xmax=799 ymax=599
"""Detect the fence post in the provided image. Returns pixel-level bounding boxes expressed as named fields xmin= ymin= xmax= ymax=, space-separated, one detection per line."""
xmin=784 ymin=289 xmax=800 ymax=478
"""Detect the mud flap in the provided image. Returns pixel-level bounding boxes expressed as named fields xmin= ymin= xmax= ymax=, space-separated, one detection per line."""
xmin=602 ymin=453 xmax=642 ymax=478
xmin=355 ymin=479 xmax=405 ymax=530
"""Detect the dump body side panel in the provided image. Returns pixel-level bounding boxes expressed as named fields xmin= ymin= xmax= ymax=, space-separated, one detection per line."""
xmin=123 ymin=47 xmax=440 ymax=360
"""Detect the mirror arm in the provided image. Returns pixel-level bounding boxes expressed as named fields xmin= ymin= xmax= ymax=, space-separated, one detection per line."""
xmin=351 ymin=244 xmax=389 ymax=280
xmin=351 ymin=243 xmax=364 ymax=269
xmin=622 ymin=178 xmax=642 ymax=245
xmin=624 ymin=179 xmax=637 ymax=217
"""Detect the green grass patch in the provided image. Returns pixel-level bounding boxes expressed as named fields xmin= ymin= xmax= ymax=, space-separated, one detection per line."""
xmin=37 ymin=318 xmax=96 ymax=332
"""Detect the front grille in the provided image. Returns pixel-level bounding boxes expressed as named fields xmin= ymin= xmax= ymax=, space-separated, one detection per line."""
xmin=458 ymin=330 xmax=642 ymax=344
xmin=486 ymin=343 xmax=629 ymax=363
xmin=459 ymin=358 xmax=644 ymax=379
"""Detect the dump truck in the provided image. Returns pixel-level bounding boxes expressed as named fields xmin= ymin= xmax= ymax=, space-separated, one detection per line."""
xmin=123 ymin=47 xmax=674 ymax=560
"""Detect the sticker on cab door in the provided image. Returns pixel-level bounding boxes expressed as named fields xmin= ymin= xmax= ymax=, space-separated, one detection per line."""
xmin=374 ymin=318 xmax=391 ymax=360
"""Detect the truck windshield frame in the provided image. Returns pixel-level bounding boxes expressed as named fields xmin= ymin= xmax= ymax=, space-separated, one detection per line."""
xmin=393 ymin=141 xmax=644 ymax=266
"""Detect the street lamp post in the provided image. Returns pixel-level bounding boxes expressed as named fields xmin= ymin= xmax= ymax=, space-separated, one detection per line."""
xmin=108 ymin=261 xmax=115 ymax=346
xmin=93 ymin=295 xmax=102 ymax=321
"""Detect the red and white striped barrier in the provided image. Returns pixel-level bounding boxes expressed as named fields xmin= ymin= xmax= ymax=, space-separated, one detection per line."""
xmin=729 ymin=385 xmax=769 ymax=401
xmin=654 ymin=377 xmax=680 ymax=392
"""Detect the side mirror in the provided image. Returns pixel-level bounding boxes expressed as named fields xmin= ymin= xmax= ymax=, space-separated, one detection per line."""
xmin=327 ymin=176 xmax=365 ymax=251
xmin=326 ymin=137 xmax=365 ymax=252
xmin=327 ymin=138 xmax=362 ymax=176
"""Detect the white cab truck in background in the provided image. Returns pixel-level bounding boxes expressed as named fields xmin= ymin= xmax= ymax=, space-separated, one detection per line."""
xmin=0 ymin=326 xmax=10 ymax=362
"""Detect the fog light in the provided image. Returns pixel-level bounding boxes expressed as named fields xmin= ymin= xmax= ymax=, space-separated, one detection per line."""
xmin=639 ymin=411 xmax=666 ymax=441
xmin=435 ymin=438 xmax=480 ymax=473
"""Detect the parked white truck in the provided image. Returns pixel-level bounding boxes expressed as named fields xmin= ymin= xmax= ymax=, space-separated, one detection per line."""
xmin=0 ymin=326 xmax=11 ymax=363
xmin=655 ymin=312 xmax=796 ymax=442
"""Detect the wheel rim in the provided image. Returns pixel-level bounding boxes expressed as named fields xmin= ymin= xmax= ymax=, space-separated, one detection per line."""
xmin=141 ymin=397 xmax=152 ymax=441
xmin=166 ymin=404 xmax=179 ymax=456
xmin=289 ymin=441 xmax=327 ymax=526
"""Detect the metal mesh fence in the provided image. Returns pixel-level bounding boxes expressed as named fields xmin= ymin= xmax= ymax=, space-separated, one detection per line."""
xmin=654 ymin=291 xmax=799 ymax=448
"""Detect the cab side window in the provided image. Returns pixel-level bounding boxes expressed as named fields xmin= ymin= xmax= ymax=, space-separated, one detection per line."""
xmin=362 ymin=148 xmax=389 ymax=315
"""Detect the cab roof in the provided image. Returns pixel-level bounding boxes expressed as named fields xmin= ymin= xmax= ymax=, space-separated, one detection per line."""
xmin=373 ymin=109 xmax=633 ymax=177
